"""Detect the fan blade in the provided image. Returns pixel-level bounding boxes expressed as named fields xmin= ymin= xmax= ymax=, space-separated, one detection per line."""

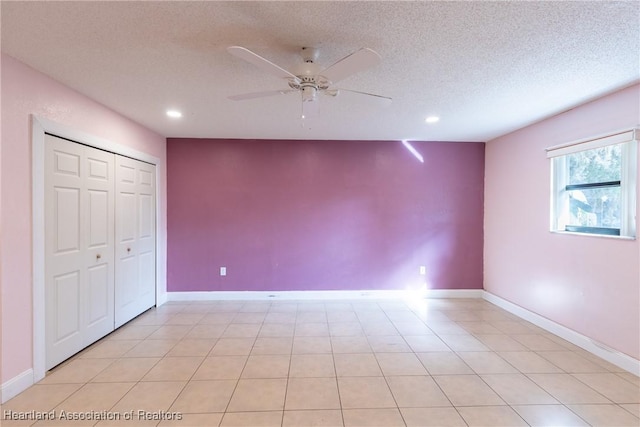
xmin=320 ymin=48 xmax=381 ymax=84
xmin=228 ymin=89 xmax=296 ymax=101
xmin=301 ymin=99 xmax=320 ymax=119
xmin=335 ymin=88 xmax=392 ymax=103
xmin=227 ymin=46 xmax=299 ymax=81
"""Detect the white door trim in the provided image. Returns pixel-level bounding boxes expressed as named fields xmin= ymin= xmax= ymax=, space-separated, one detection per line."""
xmin=31 ymin=115 xmax=165 ymax=383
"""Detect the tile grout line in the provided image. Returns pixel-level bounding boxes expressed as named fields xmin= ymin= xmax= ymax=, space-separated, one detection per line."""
xmin=371 ymin=302 xmax=411 ymax=426
xmin=406 ymin=301 xmax=473 ymax=426
xmin=279 ymin=306 xmax=298 ymax=427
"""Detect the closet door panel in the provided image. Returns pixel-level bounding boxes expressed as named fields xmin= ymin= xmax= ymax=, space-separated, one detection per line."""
xmin=115 ymin=254 xmax=137 ymax=315
xmin=115 ymin=156 xmax=156 ymax=327
xmin=115 ymin=156 xmax=138 ymax=327
xmin=87 ymin=264 xmax=110 ymax=326
xmin=137 ymin=163 xmax=156 ymax=311
xmin=45 ymin=137 xmax=85 ymax=368
xmin=139 ymin=250 xmax=155 ymax=307
xmin=87 ymin=190 xmax=109 ymax=247
xmin=83 ymin=147 xmax=115 ymax=345
xmin=45 ymin=135 xmax=115 ymax=368
xmin=52 ymin=271 xmax=81 ymax=341
xmin=54 ymin=188 xmax=81 ymax=253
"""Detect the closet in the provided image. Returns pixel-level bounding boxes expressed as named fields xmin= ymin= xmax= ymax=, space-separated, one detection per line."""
xmin=44 ymin=134 xmax=156 ymax=369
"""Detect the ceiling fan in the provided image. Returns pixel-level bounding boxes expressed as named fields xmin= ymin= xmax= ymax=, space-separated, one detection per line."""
xmin=227 ymin=46 xmax=391 ymax=119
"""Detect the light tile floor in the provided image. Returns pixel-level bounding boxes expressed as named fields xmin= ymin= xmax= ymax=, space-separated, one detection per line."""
xmin=2 ymin=298 xmax=639 ymax=426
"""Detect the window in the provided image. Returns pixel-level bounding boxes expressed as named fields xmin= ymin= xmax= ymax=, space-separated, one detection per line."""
xmin=548 ymin=129 xmax=638 ymax=238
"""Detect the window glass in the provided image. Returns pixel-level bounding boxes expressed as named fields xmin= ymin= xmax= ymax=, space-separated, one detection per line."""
xmin=567 ymin=186 xmax=620 ymax=229
xmin=565 ymin=145 xmax=622 ymax=230
xmin=567 ymin=145 xmax=621 ymax=184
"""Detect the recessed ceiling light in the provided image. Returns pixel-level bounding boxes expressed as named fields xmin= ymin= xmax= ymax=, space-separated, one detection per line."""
xmin=425 ymin=116 xmax=440 ymax=124
xmin=166 ymin=110 xmax=182 ymax=118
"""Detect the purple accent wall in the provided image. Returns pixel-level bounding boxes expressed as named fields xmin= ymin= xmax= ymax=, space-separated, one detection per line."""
xmin=167 ymin=139 xmax=484 ymax=292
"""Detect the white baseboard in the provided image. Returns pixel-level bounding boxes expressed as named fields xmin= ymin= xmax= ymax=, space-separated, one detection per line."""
xmin=1 ymin=369 xmax=34 ymax=404
xmin=427 ymin=289 xmax=484 ymax=298
xmin=482 ymin=291 xmax=640 ymax=376
xmin=166 ymin=289 xmax=484 ymax=302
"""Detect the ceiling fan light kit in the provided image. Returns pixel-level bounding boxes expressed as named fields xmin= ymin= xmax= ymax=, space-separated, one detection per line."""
xmin=227 ymin=45 xmax=391 ymax=118
xmin=301 ymin=85 xmax=317 ymax=102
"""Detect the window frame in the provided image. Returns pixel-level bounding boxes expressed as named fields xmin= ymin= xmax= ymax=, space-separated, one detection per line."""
xmin=548 ymin=128 xmax=638 ymax=239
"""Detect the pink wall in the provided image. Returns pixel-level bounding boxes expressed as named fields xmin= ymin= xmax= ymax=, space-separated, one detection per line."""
xmin=0 ymin=54 xmax=167 ymax=385
xmin=168 ymin=138 xmax=484 ymax=292
xmin=484 ymin=83 xmax=640 ymax=359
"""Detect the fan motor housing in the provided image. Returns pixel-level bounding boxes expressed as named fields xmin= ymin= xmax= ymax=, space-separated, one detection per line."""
xmin=289 ymin=75 xmax=330 ymax=92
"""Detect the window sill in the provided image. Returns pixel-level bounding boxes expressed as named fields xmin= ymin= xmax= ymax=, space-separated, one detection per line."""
xmin=550 ymin=230 xmax=636 ymax=240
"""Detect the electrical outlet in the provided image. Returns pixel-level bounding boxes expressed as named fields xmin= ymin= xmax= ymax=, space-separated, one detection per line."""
xmin=220 ymin=266 xmax=227 ymax=276
xmin=419 ymin=266 xmax=426 ymax=275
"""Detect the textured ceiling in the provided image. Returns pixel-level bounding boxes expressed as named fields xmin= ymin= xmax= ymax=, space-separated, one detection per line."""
xmin=2 ymin=1 xmax=639 ymax=141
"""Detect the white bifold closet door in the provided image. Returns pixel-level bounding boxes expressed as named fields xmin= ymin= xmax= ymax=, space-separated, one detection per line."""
xmin=45 ymin=135 xmax=116 ymax=369
xmin=45 ymin=134 xmax=156 ymax=369
xmin=114 ymin=156 xmax=156 ymax=328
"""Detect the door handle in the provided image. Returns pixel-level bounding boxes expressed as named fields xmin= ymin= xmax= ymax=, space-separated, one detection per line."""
xmin=96 ymin=254 xmax=101 ymax=260
xmin=127 ymin=247 xmax=131 ymax=253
